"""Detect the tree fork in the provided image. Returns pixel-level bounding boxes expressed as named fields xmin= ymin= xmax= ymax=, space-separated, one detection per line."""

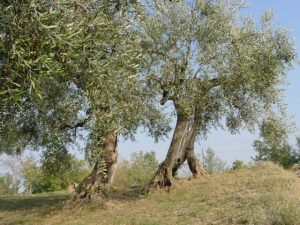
xmin=184 ymin=114 xmax=206 ymax=177
xmin=144 ymin=117 xmax=190 ymax=192
xmin=172 ymin=108 xmax=206 ymax=177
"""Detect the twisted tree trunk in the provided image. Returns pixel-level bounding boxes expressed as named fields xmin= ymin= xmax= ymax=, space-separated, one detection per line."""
xmin=184 ymin=122 xmax=205 ymax=178
xmin=172 ymin=114 xmax=205 ymax=178
xmin=145 ymin=106 xmax=205 ymax=192
xmin=74 ymin=132 xmax=117 ymax=201
xmin=144 ymin=116 xmax=191 ymax=192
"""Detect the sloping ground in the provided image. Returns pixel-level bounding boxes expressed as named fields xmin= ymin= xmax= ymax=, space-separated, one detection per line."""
xmin=1 ymin=162 xmax=300 ymax=225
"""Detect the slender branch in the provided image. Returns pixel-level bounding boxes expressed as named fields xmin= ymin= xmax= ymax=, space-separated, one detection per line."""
xmin=148 ymin=75 xmax=172 ymax=105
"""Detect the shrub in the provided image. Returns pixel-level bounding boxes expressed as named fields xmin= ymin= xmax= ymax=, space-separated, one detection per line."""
xmin=0 ymin=173 xmax=14 ymax=195
xmin=113 ymin=151 xmax=159 ymax=187
xmin=232 ymin=160 xmax=245 ymax=170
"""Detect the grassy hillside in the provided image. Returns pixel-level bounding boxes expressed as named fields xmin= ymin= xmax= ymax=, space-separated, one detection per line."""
xmin=1 ymin=162 xmax=300 ymax=225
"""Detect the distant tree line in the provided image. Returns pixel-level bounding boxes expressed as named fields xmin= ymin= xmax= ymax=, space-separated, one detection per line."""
xmin=0 ymin=154 xmax=90 ymax=195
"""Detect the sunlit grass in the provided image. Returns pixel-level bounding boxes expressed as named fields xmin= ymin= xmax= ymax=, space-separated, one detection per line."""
xmin=1 ymin=162 xmax=300 ymax=225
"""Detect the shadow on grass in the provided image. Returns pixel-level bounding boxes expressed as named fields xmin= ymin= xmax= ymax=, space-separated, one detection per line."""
xmin=0 ymin=193 xmax=70 ymax=212
xmin=0 ymin=187 xmax=144 ymax=214
xmin=107 ymin=186 xmax=144 ymax=201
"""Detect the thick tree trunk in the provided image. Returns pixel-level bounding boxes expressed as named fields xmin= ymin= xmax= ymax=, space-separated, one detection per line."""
xmin=172 ymin=111 xmax=205 ymax=177
xmin=103 ymin=132 xmax=118 ymax=191
xmin=74 ymin=132 xmax=117 ymax=201
xmin=145 ymin=105 xmax=206 ymax=193
xmin=185 ymin=130 xmax=205 ymax=178
xmin=144 ymin=117 xmax=191 ymax=192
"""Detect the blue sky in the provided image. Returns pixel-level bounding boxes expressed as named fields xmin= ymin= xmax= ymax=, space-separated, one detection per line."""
xmin=118 ymin=0 xmax=300 ymax=166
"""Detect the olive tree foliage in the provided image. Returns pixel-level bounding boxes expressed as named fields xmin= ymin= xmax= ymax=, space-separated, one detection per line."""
xmin=0 ymin=0 xmax=139 ymax=104
xmin=141 ymin=0 xmax=295 ymax=134
xmin=0 ymin=0 xmax=168 ymax=161
xmin=138 ymin=0 xmax=296 ymax=188
xmin=0 ymin=0 xmax=97 ymax=154
xmin=253 ymin=117 xmax=300 ymax=168
xmin=0 ymin=0 xmax=170 ymax=200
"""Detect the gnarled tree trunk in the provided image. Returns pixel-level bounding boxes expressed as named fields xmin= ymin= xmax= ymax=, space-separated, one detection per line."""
xmin=103 ymin=132 xmax=118 ymax=191
xmin=172 ymin=114 xmax=205 ymax=178
xmin=144 ymin=116 xmax=191 ymax=192
xmin=184 ymin=127 xmax=205 ymax=178
xmin=145 ymin=107 xmax=205 ymax=192
xmin=74 ymin=132 xmax=117 ymax=201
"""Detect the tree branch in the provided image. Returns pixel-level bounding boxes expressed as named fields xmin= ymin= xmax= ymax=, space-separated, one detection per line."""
xmin=60 ymin=115 xmax=91 ymax=130
xmin=148 ymin=75 xmax=172 ymax=105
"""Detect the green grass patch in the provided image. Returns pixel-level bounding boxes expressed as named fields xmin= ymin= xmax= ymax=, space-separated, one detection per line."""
xmin=1 ymin=162 xmax=300 ymax=225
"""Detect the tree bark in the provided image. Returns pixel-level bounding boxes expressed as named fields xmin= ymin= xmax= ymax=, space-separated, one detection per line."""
xmin=144 ymin=116 xmax=191 ymax=192
xmin=172 ymin=110 xmax=205 ymax=177
xmin=145 ymin=105 xmax=206 ymax=193
xmin=185 ymin=124 xmax=205 ymax=178
xmin=74 ymin=132 xmax=117 ymax=201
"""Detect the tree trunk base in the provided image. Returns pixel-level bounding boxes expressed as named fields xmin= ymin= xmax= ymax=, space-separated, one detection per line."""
xmin=72 ymin=163 xmax=106 ymax=203
xmin=73 ymin=182 xmax=105 ymax=203
xmin=73 ymin=132 xmax=118 ymax=203
xmin=187 ymin=156 xmax=206 ymax=178
xmin=143 ymin=162 xmax=174 ymax=194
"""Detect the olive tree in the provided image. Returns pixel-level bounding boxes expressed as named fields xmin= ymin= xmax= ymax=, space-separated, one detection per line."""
xmin=0 ymin=0 xmax=169 ymax=201
xmin=253 ymin=117 xmax=300 ymax=168
xmin=139 ymin=0 xmax=296 ymax=190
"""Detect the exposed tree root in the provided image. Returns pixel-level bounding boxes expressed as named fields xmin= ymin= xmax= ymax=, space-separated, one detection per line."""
xmin=143 ymin=162 xmax=174 ymax=194
xmin=186 ymin=150 xmax=206 ymax=178
xmin=73 ymin=132 xmax=118 ymax=203
xmin=73 ymin=163 xmax=106 ymax=203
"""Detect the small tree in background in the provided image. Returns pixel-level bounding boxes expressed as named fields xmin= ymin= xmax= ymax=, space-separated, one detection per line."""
xmin=203 ymin=148 xmax=227 ymax=173
xmin=20 ymin=155 xmax=40 ymax=194
xmin=114 ymin=151 xmax=159 ymax=187
xmin=232 ymin=160 xmax=245 ymax=170
xmin=0 ymin=173 xmax=14 ymax=195
xmin=253 ymin=117 xmax=300 ymax=168
xmin=32 ymin=154 xmax=91 ymax=193
xmin=0 ymin=156 xmax=22 ymax=194
xmin=129 ymin=151 xmax=159 ymax=187
xmin=0 ymin=153 xmax=90 ymax=194
xmin=113 ymin=160 xmax=131 ymax=188
xmin=0 ymin=155 xmax=40 ymax=194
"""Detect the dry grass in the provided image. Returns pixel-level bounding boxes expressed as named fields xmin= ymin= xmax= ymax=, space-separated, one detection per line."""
xmin=1 ymin=162 xmax=300 ymax=225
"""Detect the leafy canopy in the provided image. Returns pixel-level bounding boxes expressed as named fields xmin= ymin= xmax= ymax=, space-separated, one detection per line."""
xmin=0 ymin=1 xmax=169 ymax=166
xmin=139 ymin=0 xmax=296 ymax=135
